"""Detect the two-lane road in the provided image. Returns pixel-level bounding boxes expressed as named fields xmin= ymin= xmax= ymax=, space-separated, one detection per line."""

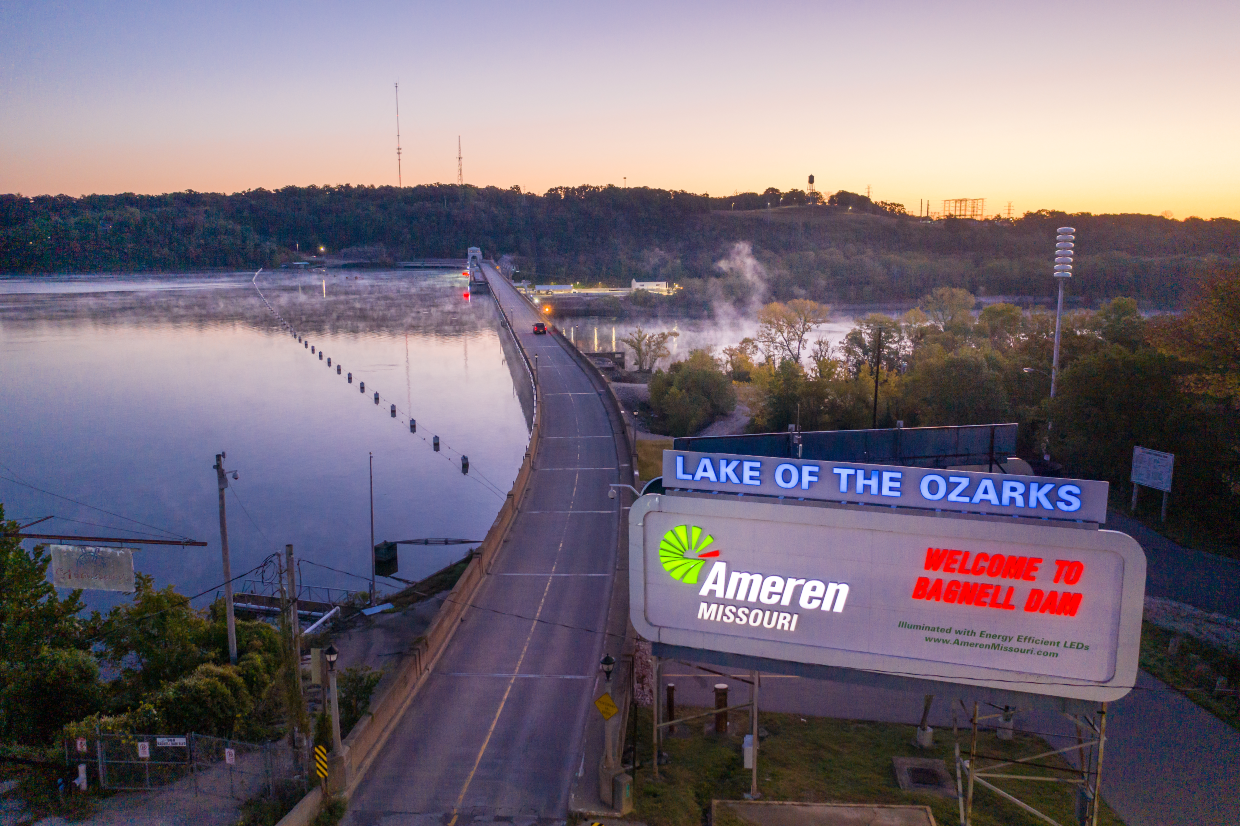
xmin=343 ymin=263 xmax=625 ymax=824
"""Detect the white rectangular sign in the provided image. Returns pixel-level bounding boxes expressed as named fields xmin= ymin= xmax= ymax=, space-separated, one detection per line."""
xmin=155 ymin=737 xmax=186 ymax=748
xmin=50 ymin=545 xmax=136 ymax=592
xmin=663 ymin=450 xmax=1109 ymax=524
xmin=137 ymin=742 xmax=150 ymax=759
xmin=1131 ymin=447 xmax=1174 ymax=492
xmin=631 ymin=494 xmax=1146 ymax=701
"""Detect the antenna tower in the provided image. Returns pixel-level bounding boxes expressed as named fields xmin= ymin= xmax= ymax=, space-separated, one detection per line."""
xmin=394 ymin=83 xmax=402 ymax=188
xmin=1005 ymin=201 xmax=1013 ymax=219
xmin=457 ymin=136 xmax=463 ymax=186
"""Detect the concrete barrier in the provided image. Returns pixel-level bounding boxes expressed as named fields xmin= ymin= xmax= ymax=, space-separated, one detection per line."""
xmin=276 ymin=269 xmax=545 ymax=826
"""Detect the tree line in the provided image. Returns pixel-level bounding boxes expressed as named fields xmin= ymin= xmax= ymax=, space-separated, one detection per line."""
xmin=2 ymin=185 xmax=1237 ymax=306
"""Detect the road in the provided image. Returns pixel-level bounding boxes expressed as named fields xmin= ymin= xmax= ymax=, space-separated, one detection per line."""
xmin=342 ymin=264 xmax=625 ymax=824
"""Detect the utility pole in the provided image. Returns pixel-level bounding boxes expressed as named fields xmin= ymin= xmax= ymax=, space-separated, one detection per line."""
xmin=213 ymin=453 xmax=238 ymax=665
xmin=871 ymin=327 xmax=883 ymax=429
xmin=286 ymin=543 xmax=303 ymax=707
xmin=395 ymin=82 xmax=403 ymax=187
xmin=369 ymin=452 xmax=376 ymax=604
xmin=457 ymin=137 xmax=463 ymax=187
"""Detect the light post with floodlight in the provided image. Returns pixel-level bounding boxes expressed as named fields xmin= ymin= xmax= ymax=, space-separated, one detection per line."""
xmin=1050 ymin=227 xmax=1075 ymax=399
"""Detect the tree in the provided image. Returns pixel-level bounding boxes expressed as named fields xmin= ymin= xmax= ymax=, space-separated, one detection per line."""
xmin=899 ymin=350 xmax=1010 ymax=426
xmin=977 ymin=303 xmax=1023 ymax=347
xmin=648 ymin=350 xmax=737 ymax=436
xmin=620 ymin=326 xmax=678 ymax=372
xmin=755 ymin=300 xmax=831 ymax=364
xmin=0 ymin=506 xmax=98 ymax=744
xmin=1095 ymin=296 xmax=1145 ymax=350
xmin=1149 ymin=266 xmax=1240 ymax=404
xmin=919 ymin=287 xmax=976 ymax=330
xmin=839 ymin=314 xmax=904 ymax=378
xmin=721 ymin=338 xmax=759 ymax=382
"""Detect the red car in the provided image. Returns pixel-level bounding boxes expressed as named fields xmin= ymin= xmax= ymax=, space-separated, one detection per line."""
xmin=533 ymin=322 xmax=548 ymax=335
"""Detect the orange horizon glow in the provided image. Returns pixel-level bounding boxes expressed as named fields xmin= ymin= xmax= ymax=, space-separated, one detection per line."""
xmin=3 ymin=2 xmax=1237 ymax=220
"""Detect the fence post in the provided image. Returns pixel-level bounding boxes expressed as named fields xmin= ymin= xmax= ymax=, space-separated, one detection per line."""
xmin=95 ymin=723 xmax=105 ymax=789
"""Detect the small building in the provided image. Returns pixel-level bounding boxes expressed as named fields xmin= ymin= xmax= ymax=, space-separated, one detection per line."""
xmin=631 ymin=280 xmax=669 ymax=293
xmin=467 ymin=247 xmax=483 ymax=268
xmin=534 ymin=284 xmax=574 ymax=294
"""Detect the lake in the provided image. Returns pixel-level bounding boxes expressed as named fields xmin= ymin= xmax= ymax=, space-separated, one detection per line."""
xmin=0 ymin=269 xmax=532 ymax=611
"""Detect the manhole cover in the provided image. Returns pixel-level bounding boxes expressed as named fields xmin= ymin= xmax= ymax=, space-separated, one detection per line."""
xmin=908 ymin=767 xmax=942 ymax=787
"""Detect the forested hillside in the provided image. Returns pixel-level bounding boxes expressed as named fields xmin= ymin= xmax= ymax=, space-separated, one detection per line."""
xmin=3 ymin=185 xmax=1237 ymax=307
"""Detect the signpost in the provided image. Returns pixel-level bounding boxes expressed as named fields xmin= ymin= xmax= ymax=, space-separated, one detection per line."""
xmin=1131 ymin=446 xmax=1174 ymax=522
xmin=631 ymin=490 xmax=1145 ymax=703
xmin=50 ymin=545 xmax=136 ymax=592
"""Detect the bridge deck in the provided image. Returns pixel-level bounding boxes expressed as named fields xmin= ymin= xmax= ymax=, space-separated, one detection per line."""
xmin=344 ymin=262 xmax=627 ymax=824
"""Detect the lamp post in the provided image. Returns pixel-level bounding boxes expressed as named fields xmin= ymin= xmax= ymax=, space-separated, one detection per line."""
xmin=1047 ymin=227 xmax=1075 ymax=461
xmin=600 ymin=653 xmax=615 ymax=683
xmin=325 ymin=644 xmax=342 ymax=753
xmin=1049 ymin=227 xmax=1076 ymax=400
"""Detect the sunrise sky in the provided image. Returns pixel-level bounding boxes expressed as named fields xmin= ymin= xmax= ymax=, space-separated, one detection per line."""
xmin=3 ymin=0 xmax=1238 ymax=218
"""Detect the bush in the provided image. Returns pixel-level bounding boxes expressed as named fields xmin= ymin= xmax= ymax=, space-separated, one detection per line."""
xmin=0 ymin=648 xmax=103 ymax=746
xmin=648 ymin=350 xmax=736 ymax=436
xmin=153 ymin=664 xmax=252 ymax=737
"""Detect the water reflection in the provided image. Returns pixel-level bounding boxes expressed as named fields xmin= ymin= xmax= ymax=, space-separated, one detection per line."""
xmin=0 ymin=270 xmax=529 ymax=610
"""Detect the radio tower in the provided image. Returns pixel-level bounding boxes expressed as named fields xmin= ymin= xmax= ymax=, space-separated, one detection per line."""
xmin=394 ymin=83 xmax=402 ymax=188
xmin=457 ymin=136 xmax=463 ymax=186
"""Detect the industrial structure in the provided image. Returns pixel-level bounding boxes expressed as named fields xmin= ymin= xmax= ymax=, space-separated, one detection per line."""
xmin=942 ymin=198 xmax=987 ymax=220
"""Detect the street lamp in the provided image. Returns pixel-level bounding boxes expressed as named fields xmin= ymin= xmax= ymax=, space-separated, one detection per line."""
xmin=600 ymin=653 xmax=616 ymax=683
xmin=325 ymin=644 xmax=343 ymax=753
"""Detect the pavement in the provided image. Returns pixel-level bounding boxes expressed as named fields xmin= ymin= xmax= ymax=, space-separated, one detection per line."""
xmin=341 ymin=263 xmax=628 ymax=825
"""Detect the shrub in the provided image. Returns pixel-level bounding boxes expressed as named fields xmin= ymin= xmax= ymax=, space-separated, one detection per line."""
xmin=648 ymin=350 xmax=736 ymax=436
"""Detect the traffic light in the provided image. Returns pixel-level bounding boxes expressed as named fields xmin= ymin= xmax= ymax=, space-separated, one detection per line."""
xmin=374 ymin=541 xmax=398 ymax=577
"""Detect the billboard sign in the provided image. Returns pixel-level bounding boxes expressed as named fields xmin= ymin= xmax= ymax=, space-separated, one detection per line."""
xmin=663 ymin=450 xmax=1109 ymax=524
xmin=1131 ymin=447 xmax=1174 ymax=493
xmin=50 ymin=545 xmax=136 ymax=592
xmin=631 ymin=494 xmax=1145 ymax=701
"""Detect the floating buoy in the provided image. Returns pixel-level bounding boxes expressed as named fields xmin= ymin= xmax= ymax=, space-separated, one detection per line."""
xmin=327 ymin=357 xmax=331 ymax=366
xmin=319 ymin=352 xmax=323 ymax=360
xmin=311 ymin=345 xmax=315 ymax=353
xmin=304 ymin=341 xmax=308 ymax=348
xmin=410 ymin=418 xmax=416 ymax=433
xmin=348 ymin=372 xmax=352 ymax=383
xmin=433 ymin=436 xmax=440 ymax=451
xmin=461 ymin=455 xmax=469 ymax=474
xmin=360 ymin=381 xmax=365 ymax=392
xmin=337 ymin=365 xmax=341 ymax=374
xmin=374 ymin=392 xmax=380 ymax=404
xmin=298 ymin=336 xmax=302 ymax=342
xmin=390 ymin=403 xmax=396 ymax=417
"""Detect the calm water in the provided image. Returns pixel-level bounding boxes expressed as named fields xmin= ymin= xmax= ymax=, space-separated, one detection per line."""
xmin=0 ymin=270 xmax=531 ymax=610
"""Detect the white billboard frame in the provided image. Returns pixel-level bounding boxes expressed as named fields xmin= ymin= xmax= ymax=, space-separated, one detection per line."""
xmin=630 ymin=493 xmax=1146 ymax=702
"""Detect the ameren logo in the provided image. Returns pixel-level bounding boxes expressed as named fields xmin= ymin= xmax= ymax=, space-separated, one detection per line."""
xmin=660 ymin=525 xmax=848 ymax=635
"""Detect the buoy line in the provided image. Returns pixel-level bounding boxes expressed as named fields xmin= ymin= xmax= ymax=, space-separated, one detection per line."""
xmin=250 ymin=269 xmax=510 ymax=501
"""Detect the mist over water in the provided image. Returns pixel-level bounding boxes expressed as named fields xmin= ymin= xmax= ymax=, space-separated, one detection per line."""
xmin=0 ymin=270 xmax=530 ymax=611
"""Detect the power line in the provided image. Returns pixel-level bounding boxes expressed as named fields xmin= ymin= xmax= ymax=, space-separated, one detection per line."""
xmin=0 ymin=460 xmax=192 ymax=540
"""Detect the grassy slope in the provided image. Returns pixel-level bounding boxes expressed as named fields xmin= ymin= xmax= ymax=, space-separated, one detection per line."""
xmin=629 ymin=706 xmax=1123 ymax=826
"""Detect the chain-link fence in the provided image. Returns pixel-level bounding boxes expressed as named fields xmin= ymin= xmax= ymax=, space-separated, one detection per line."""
xmin=190 ymin=734 xmax=306 ymax=801
xmin=64 ymin=732 xmax=307 ymax=800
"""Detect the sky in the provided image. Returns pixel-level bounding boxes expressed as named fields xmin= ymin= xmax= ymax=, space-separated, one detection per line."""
xmin=3 ymin=0 xmax=1239 ymax=218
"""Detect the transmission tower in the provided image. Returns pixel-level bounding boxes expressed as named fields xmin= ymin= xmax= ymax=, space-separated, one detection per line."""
xmin=1005 ymin=201 xmax=1013 ymax=219
xmin=457 ymin=136 xmax=463 ymax=186
xmin=394 ymin=83 xmax=402 ymax=188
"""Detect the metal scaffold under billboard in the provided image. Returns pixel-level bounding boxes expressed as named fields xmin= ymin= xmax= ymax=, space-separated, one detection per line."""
xmin=630 ymin=441 xmax=1146 ymax=826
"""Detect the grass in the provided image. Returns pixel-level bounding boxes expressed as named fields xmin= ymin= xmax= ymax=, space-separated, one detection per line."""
xmin=1108 ymin=489 xmax=1239 ymax=561
xmin=628 ymin=706 xmax=1124 ymax=826
xmin=1139 ymin=621 xmax=1239 ymax=731
xmin=637 ymin=438 xmax=673 ymax=483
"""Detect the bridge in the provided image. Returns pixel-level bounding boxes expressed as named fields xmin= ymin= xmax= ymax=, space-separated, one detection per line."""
xmin=339 ymin=260 xmax=633 ymax=822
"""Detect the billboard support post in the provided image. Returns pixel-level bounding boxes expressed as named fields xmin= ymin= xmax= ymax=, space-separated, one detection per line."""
xmin=749 ymin=671 xmax=759 ymax=800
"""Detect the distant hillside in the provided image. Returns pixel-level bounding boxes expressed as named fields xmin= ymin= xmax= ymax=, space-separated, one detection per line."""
xmin=2 ymin=185 xmax=1236 ymax=307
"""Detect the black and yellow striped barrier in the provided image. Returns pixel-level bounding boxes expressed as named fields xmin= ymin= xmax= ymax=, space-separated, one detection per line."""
xmin=314 ymin=745 xmax=329 ymax=780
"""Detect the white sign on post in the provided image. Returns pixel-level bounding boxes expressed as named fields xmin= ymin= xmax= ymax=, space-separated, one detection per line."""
xmin=137 ymin=742 xmax=150 ymax=759
xmin=75 ymin=737 xmax=88 ymax=754
xmin=224 ymin=748 xmax=236 ymax=765
xmin=155 ymin=736 xmax=186 ymax=748
xmin=1131 ymin=447 xmax=1174 ymax=492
